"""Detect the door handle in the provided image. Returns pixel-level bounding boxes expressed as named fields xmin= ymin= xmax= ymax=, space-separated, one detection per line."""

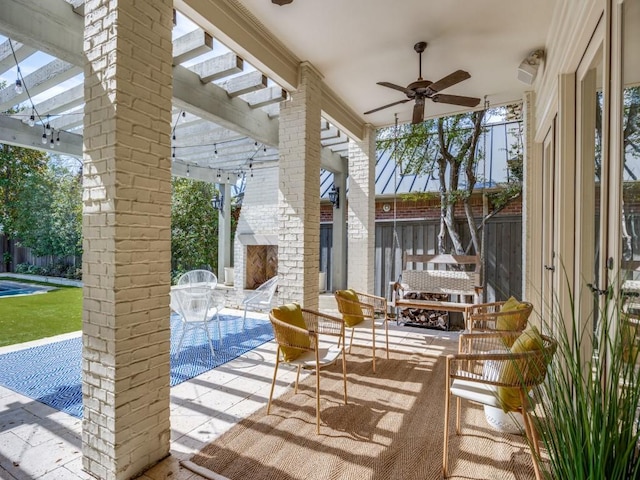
xmin=587 ymin=283 xmax=609 ymax=296
xmin=544 ymin=265 xmax=555 ymax=271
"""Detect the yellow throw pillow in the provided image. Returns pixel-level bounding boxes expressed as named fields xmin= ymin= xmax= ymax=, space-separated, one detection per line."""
xmin=496 ymin=296 xmax=531 ymax=332
xmin=271 ymin=303 xmax=310 ymax=361
xmin=497 ymin=325 xmax=544 ymax=412
xmin=335 ymin=289 xmax=365 ymax=327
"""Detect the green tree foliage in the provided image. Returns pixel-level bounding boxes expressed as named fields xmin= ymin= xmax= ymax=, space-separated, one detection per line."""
xmin=0 ymin=144 xmax=49 ymax=269
xmin=377 ymin=106 xmax=523 ymax=256
xmin=10 ymin=157 xmax=82 ymax=258
xmin=171 ymin=177 xmax=219 ymax=276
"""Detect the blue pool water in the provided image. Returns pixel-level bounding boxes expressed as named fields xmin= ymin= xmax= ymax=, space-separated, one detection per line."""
xmin=0 ymin=281 xmax=48 ymax=297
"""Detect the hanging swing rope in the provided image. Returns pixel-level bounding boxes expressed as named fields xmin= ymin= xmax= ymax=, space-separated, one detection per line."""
xmin=392 ymin=113 xmax=401 ymax=257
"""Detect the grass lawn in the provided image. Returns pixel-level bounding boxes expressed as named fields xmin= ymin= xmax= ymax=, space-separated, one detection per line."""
xmin=0 ymin=277 xmax=82 ymax=347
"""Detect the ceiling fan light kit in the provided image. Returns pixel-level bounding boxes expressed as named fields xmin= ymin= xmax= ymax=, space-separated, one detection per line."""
xmin=365 ymin=41 xmax=481 ymax=124
xmin=272 ymin=0 xmax=294 ymax=5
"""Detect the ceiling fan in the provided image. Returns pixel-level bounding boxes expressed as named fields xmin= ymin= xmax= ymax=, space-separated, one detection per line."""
xmin=365 ymin=41 xmax=481 ymax=124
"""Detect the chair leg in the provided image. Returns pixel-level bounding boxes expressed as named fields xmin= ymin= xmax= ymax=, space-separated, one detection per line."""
xmin=519 ymin=391 xmax=543 ymax=480
xmin=242 ymin=307 xmax=248 ymax=330
xmin=204 ymin=323 xmax=215 ymax=357
xmin=295 ymin=365 xmax=301 ymax=394
xmin=341 ymin=348 xmax=348 ymax=405
xmin=176 ymin=324 xmax=187 ymax=355
xmin=455 ymin=397 xmax=461 ymax=435
xmin=443 ymin=387 xmax=451 ymax=477
xmin=384 ymin=316 xmax=390 ymax=360
xmin=267 ymin=350 xmax=281 ymax=415
xmin=315 ymin=354 xmax=321 ymax=434
xmin=348 ymin=328 xmax=355 ymax=353
xmin=216 ymin=313 xmax=221 ymax=341
xmin=371 ymin=318 xmax=377 ymax=373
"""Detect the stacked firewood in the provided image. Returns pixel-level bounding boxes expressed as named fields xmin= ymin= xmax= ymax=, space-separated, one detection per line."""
xmin=399 ymin=291 xmax=450 ymax=330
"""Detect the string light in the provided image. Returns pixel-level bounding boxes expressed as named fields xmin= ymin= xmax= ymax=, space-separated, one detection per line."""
xmin=12 ymin=67 xmax=24 ymax=95
xmin=181 ymin=111 xmax=186 ymax=123
xmin=7 ymin=38 xmax=66 ymax=149
xmin=50 ymin=131 xmax=55 ymax=148
xmin=186 ymin=164 xmax=190 ymax=177
xmin=214 ymin=144 xmax=218 ymax=157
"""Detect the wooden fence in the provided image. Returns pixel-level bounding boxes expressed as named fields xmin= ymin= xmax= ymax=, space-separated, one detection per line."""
xmin=0 ymin=236 xmax=79 ymax=273
xmin=320 ymin=216 xmax=523 ymax=302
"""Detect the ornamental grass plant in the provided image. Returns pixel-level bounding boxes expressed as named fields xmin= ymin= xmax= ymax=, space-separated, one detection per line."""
xmin=531 ymin=289 xmax=640 ymax=479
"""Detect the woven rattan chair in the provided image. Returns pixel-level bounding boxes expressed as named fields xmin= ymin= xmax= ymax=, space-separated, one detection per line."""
xmin=443 ymin=330 xmax=557 ymax=480
xmin=465 ymin=299 xmax=533 ymax=333
xmin=334 ymin=289 xmax=389 ymax=373
xmin=268 ymin=304 xmax=347 ymax=434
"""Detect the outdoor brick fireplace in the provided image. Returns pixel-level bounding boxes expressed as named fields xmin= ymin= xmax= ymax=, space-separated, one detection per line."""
xmin=233 ymin=165 xmax=279 ymax=290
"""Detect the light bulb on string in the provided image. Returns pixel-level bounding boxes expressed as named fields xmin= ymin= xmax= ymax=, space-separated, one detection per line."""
xmin=214 ymin=144 xmax=218 ymax=158
xmin=216 ymin=170 xmax=221 ymax=180
xmin=15 ymin=78 xmax=23 ymax=95
xmin=45 ymin=115 xmax=51 ymax=135
xmin=41 ymin=131 xmax=47 ymax=144
xmin=181 ymin=111 xmax=186 ymax=123
xmin=55 ymin=132 xmax=61 ymax=146
xmin=28 ymin=109 xmax=35 ymax=127
xmin=50 ymin=132 xmax=55 ymax=149
xmin=186 ymin=164 xmax=190 ymax=177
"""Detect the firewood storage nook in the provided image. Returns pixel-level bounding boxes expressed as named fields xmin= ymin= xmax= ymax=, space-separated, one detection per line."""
xmin=391 ymin=254 xmax=482 ymax=330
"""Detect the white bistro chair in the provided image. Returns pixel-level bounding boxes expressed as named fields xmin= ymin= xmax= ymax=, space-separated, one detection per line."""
xmin=170 ymin=285 xmax=223 ymax=357
xmin=177 ymin=269 xmax=218 ymax=289
xmin=242 ymin=276 xmax=278 ymax=329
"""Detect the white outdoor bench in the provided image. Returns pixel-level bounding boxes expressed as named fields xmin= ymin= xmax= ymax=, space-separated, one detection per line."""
xmin=391 ymin=253 xmax=482 ymax=329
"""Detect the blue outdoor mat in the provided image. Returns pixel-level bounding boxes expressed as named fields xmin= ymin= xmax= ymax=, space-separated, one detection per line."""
xmin=0 ymin=314 xmax=273 ymax=418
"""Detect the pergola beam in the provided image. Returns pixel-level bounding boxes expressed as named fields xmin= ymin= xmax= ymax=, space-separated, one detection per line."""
xmin=172 ymin=65 xmax=278 ymax=147
xmin=0 ymin=0 xmax=280 ymax=147
xmin=0 ymin=38 xmax=36 ymax=75
xmin=0 ymin=114 xmax=82 ymax=157
xmin=190 ymin=52 xmax=243 ymax=83
xmin=172 ymin=28 xmax=213 ymax=64
xmin=0 ymin=59 xmax=81 ymax=111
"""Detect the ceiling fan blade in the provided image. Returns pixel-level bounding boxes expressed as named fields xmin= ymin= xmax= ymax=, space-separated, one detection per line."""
xmin=427 ymin=70 xmax=471 ymax=94
xmin=431 ymin=94 xmax=481 ymax=108
xmin=377 ymin=81 xmax=414 ymax=96
xmin=364 ymin=99 xmax=411 ymax=115
xmin=412 ymin=98 xmax=425 ymax=124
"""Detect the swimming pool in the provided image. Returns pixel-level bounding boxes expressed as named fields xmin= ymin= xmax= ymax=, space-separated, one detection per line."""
xmin=0 ymin=281 xmax=50 ymax=297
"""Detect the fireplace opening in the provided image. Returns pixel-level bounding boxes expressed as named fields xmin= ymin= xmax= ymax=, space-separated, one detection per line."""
xmin=245 ymin=245 xmax=278 ymax=289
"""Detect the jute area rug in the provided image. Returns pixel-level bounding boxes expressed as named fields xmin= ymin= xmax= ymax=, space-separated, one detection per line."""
xmin=189 ymin=343 xmax=538 ymax=480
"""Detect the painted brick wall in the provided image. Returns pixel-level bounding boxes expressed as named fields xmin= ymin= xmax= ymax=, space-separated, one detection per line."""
xmin=347 ymin=128 xmax=376 ymax=293
xmin=277 ymin=64 xmax=321 ymax=308
xmin=82 ymin=1 xmax=173 ymax=478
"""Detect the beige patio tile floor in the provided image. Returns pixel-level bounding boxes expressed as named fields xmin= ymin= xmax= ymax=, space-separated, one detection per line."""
xmin=0 ymin=307 xmax=459 ymax=479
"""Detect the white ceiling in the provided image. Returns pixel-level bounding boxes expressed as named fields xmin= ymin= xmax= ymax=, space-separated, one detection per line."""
xmin=236 ymin=0 xmax=555 ymax=127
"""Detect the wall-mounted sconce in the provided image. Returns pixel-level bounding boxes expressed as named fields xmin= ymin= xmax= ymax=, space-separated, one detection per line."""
xmin=211 ymin=193 xmax=223 ymax=213
xmin=328 ymin=185 xmax=340 ymax=209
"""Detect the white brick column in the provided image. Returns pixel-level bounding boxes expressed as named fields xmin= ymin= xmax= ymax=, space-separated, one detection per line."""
xmin=278 ymin=63 xmax=322 ymax=309
xmin=217 ymin=182 xmax=232 ymax=279
xmin=347 ymin=126 xmax=376 ymax=293
xmin=82 ymin=2 xmax=173 ymax=479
